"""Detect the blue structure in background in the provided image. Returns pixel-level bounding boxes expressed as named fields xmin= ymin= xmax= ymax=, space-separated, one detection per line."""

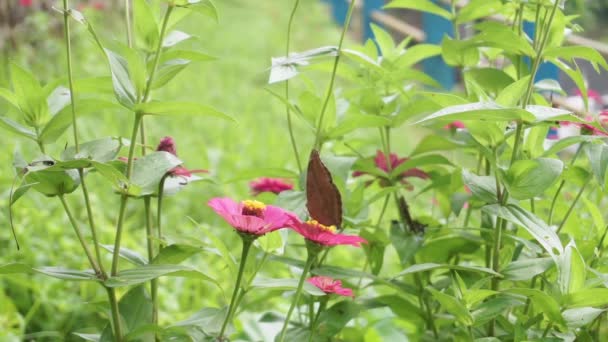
xmin=327 ymin=0 xmax=348 ymax=26
xmin=523 ymin=21 xmax=559 ymax=82
xmin=422 ymin=0 xmax=455 ymax=90
xmin=362 ymin=0 xmax=384 ymax=42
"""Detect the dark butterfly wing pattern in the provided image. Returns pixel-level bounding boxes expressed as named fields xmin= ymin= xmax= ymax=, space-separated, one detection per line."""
xmin=306 ymin=149 xmax=343 ymax=228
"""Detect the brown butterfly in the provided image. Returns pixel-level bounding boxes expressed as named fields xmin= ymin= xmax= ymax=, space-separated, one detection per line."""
xmin=306 ymin=149 xmax=342 ymax=228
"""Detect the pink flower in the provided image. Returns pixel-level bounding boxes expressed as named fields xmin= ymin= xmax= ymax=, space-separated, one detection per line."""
xmin=574 ymin=89 xmax=603 ymax=107
xmin=561 ymin=117 xmax=608 ymax=136
xmin=444 ymin=121 xmax=465 ymax=130
xmin=156 ymin=136 xmax=207 ymax=177
xmin=288 ymin=218 xmax=366 ymax=247
xmin=19 ymin=0 xmax=32 ymax=7
xmin=250 ymin=177 xmax=293 ymax=195
xmin=307 ymin=276 xmax=354 ymax=297
xmin=353 ymin=151 xmax=429 ymax=188
xmin=208 ymin=197 xmax=295 ymax=235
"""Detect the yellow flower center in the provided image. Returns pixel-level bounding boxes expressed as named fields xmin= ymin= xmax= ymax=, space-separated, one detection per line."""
xmin=306 ymin=219 xmax=337 ymax=233
xmin=241 ymin=199 xmax=266 ymax=218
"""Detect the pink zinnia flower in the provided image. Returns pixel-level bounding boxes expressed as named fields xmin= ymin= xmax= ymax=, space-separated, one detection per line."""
xmin=353 ymin=151 xmax=429 ymax=188
xmin=156 ymin=136 xmax=207 ymax=177
xmin=208 ymin=197 xmax=295 ymax=235
xmin=288 ymin=218 xmax=366 ymax=247
xmin=250 ymin=177 xmax=293 ymax=195
xmin=444 ymin=121 xmax=465 ymax=130
xmin=307 ymin=276 xmax=354 ymax=298
xmin=19 ymin=0 xmax=32 ymax=7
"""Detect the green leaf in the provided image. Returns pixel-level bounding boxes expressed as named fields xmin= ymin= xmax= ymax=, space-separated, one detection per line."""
xmin=385 ymin=0 xmax=452 ymax=20
xmin=316 ymin=301 xmax=361 ymax=338
xmin=46 ymin=86 xmax=71 ymax=116
xmin=413 ymin=102 xmax=535 ymax=125
xmin=564 ymin=289 xmax=608 ymax=308
xmin=61 ymin=137 xmax=123 ymax=162
xmin=389 ymin=154 xmax=451 ymax=180
xmin=177 ymin=0 xmax=218 ymax=22
xmin=542 ymin=135 xmax=602 ymax=157
xmin=163 ymin=30 xmax=192 ymax=47
xmin=151 ymin=244 xmax=203 ymax=264
xmin=526 ymin=105 xmax=573 ymax=122
xmin=585 ymin=143 xmax=608 ymax=188
xmin=118 ymin=285 xmax=154 ymax=341
xmin=160 ymin=49 xmax=215 ymax=63
xmin=131 ymin=151 xmax=182 ymax=196
xmin=10 ymin=63 xmax=49 ymax=127
xmin=151 ymin=59 xmax=191 ymax=89
xmin=505 ymin=288 xmax=564 ymax=325
xmin=100 ymin=245 xmax=147 ymax=266
xmin=327 ymin=113 xmax=391 ymax=139
xmin=472 ymin=22 xmax=535 ymax=56
xmin=0 ymin=87 xmax=20 ymax=109
xmin=396 ymin=44 xmax=441 ymax=68
xmin=502 ymin=257 xmax=554 ymax=281
xmin=168 ymin=307 xmax=227 ymax=337
xmin=441 ymin=37 xmax=480 ymax=67
xmin=40 ymin=99 xmax=123 ymax=144
xmin=250 ymin=278 xmax=326 ymax=296
xmin=133 ymin=0 xmax=159 ymax=51
xmin=495 ymin=76 xmax=530 ymax=107
xmin=464 ymin=68 xmax=514 ymax=95
xmin=411 ymin=135 xmax=462 ymax=156
xmin=33 ymin=266 xmax=98 ymax=281
xmin=427 ymin=287 xmax=474 ymax=326
xmin=390 ymin=222 xmax=423 ymax=267
xmin=394 ymin=263 xmax=500 ymax=278
xmin=544 ymin=46 xmax=608 ymax=72
xmin=462 ymin=170 xmax=498 ymax=204
xmin=471 ymin=295 xmax=525 ymax=326
xmin=562 ymin=307 xmax=605 ymax=328
xmin=24 ymin=161 xmax=81 ymax=196
xmin=504 ymin=158 xmax=563 ymax=200
xmin=558 ymin=241 xmax=586 ymax=295
xmin=456 ymin=0 xmax=502 ymax=24
xmin=482 ymin=204 xmax=563 ymax=260
xmin=0 ymin=116 xmax=37 ymax=140
xmin=104 ymin=49 xmax=137 ymax=108
xmin=135 ymin=101 xmax=235 ymax=121
xmin=104 ymin=264 xmax=219 ymax=288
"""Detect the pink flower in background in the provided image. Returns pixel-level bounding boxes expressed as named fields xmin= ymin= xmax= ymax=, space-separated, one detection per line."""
xmin=208 ymin=197 xmax=295 ymax=235
xmin=561 ymin=118 xmax=608 ymax=137
xmin=19 ymin=0 xmax=32 ymax=7
xmin=288 ymin=219 xmax=366 ymax=247
xmin=353 ymin=151 xmax=429 ymax=188
xmin=91 ymin=1 xmax=105 ymax=10
xmin=156 ymin=136 xmax=207 ymax=177
xmin=250 ymin=177 xmax=293 ymax=195
xmin=444 ymin=121 xmax=465 ymax=130
xmin=574 ymin=89 xmax=603 ymax=107
xmin=307 ymin=276 xmax=354 ymax=297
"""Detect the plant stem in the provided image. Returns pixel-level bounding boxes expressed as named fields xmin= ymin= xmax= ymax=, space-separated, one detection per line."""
xmin=58 ymin=195 xmax=100 ymax=274
xmin=414 ymin=272 xmax=438 ymax=338
xmin=111 ymin=113 xmax=143 ymax=276
xmin=142 ymin=5 xmax=173 ymax=102
xmin=218 ymin=238 xmax=253 ymax=340
xmin=62 ymin=0 xmax=79 ymax=152
xmin=556 ymin=177 xmax=591 ymax=234
xmin=106 ymin=287 xmax=123 ymax=341
xmin=308 ymin=297 xmax=328 ymax=342
xmin=313 ymin=0 xmax=356 ymax=150
xmin=156 ymin=176 xmax=167 ymax=249
xmin=144 ymin=196 xmax=159 ymax=338
xmin=125 ymin=0 xmax=133 ymax=48
xmin=277 ymin=252 xmax=316 ymax=342
xmin=62 ymin=0 xmax=106 ymax=278
xmin=548 ymin=143 xmax=585 ymax=225
xmin=285 ymin=0 xmax=302 ymax=173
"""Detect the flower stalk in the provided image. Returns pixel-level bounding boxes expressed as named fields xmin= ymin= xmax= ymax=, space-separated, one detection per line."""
xmin=218 ymin=235 xmax=255 ymax=340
